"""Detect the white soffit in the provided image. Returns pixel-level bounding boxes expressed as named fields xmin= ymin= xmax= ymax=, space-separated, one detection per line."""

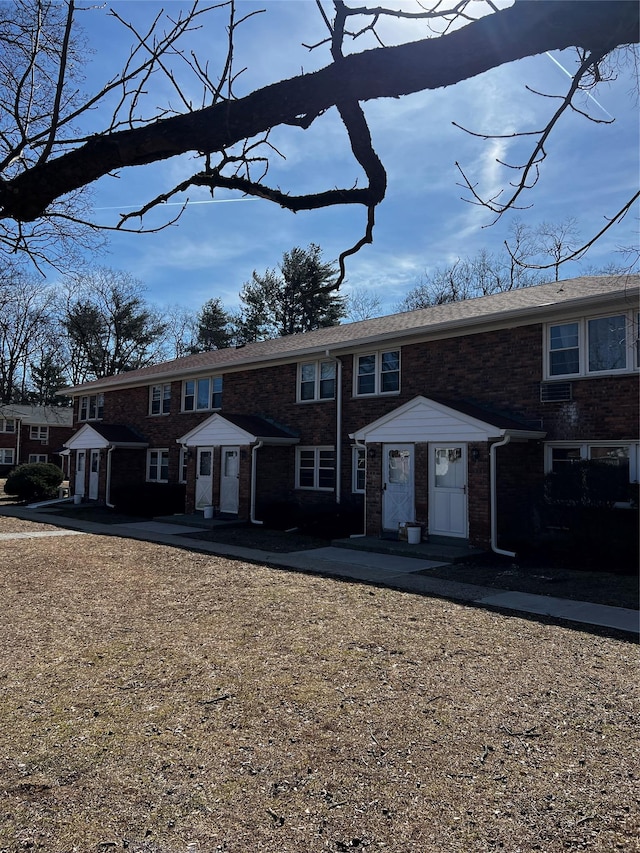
xmin=177 ymin=414 xmax=256 ymax=447
xmin=352 ymin=396 xmax=507 ymax=443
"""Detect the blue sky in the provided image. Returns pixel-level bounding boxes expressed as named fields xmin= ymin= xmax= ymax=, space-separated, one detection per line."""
xmin=68 ymin=0 xmax=639 ymax=316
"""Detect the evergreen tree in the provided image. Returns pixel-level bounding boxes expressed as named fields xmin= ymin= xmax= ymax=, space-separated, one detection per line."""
xmin=236 ymin=244 xmax=345 ymax=342
xmin=194 ymin=298 xmax=231 ymax=352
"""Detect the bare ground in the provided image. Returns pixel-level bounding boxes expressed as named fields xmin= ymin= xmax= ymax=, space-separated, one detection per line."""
xmin=0 ymin=515 xmax=638 ymax=853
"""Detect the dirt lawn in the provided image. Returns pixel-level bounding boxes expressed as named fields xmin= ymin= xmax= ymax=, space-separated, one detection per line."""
xmin=0 ymin=516 xmax=638 ymax=853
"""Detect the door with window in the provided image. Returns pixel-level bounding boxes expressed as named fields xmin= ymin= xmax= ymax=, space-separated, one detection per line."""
xmin=429 ymin=444 xmax=468 ymax=538
xmin=195 ymin=447 xmax=214 ymax=510
xmin=220 ymin=446 xmax=240 ymax=514
xmin=382 ymin=444 xmax=414 ymax=531
xmin=89 ymin=450 xmax=100 ymax=500
xmin=75 ymin=450 xmax=86 ymax=497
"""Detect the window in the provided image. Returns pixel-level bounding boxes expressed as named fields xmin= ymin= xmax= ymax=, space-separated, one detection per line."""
xmin=149 ymin=383 xmax=171 ymax=415
xmin=352 ymin=446 xmax=366 ymax=493
xmin=0 ymin=449 xmax=15 ymax=465
xmin=546 ymin=443 xmax=638 ymax=503
xmin=298 ymin=360 xmax=336 ymax=401
xmin=28 ymin=454 xmax=48 ymax=463
xmin=546 ymin=312 xmax=636 ymax=378
xmin=179 ymin=447 xmax=188 ymax=484
xmin=29 ymin=425 xmax=49 ymax=441
xmin=296 ymin=446 xmax=335 ymax=491
xmin=147 ymin=449 xmax=169 ymax=483
xmin=79 ymin=393 xmax=104 ymax=421
xmin=0 ymin=419 xmax=15 ymax=433
xmin=355 ymin=350 xmax=400 ymax=396
xmin=182 ymin=376 xmax=222 ymax=412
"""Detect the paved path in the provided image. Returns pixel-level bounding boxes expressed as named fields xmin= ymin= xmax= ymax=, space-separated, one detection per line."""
xmin=1 ymin=505 xmax=637 ymax=636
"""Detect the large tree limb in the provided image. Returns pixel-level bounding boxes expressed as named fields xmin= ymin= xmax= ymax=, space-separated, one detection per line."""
xmin=0 ymin=0 xmax=637 ymax=224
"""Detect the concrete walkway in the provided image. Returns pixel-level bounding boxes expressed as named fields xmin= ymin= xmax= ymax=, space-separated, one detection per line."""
xmin=1 ymin=505 xmax=637 ymax=636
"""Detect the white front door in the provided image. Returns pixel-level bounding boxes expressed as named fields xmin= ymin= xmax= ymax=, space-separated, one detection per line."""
xmin=75 ymin=450 xmax=86 ymax=496
xmin=220 ymin=446 xmax=239 ymax=514
xmin=429 ymin=444 xmax=468 ymax=538
xmin=382 ymin=444 xmax=414 ymax=531
xmin=89 ymin=450 xmax=100 ymax=500
xmin=195 ymin=447 xmax=214 ymax=510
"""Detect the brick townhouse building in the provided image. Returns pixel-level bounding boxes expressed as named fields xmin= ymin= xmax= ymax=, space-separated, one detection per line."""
xmin=0 ymin=404 xmax=74 ymax=476
xmin=61 ymin=275 xmax=639 ymax=553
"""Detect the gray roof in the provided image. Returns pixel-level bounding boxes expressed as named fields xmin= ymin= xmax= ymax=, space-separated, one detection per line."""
xmin=0 ymin=404 xmax=74 ymax=426
xmin=64 ymin=274 xmax=639 ymax=394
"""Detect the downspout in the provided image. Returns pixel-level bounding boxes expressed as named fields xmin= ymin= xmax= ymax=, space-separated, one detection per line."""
xmin=105 ymin=445 xmax=115 ymax=508
xmin=16 ymin=419 xmax=21 ymax=464
xmin=325 ymin=351 xmax=342 ymax=504
xmin=490 ymin=433 xmax=516 ymax=558
xmin=250 ymin=440 xmax=264 ymax=525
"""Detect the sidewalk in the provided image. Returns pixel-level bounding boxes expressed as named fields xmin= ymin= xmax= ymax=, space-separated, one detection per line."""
xmin=1 ymin=504 xmax=638 ymax=636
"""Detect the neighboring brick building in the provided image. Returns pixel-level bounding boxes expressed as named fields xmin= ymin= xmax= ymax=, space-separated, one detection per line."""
xmin=61 ymin=275 xmax=639 ymax=552
xmin=0 ymin=405 xmax=74 ymax=475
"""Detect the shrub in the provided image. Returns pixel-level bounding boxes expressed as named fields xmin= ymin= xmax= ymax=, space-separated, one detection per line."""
xmin=5 ymin=462 xmax=64 ymax=502
xmin=110 ymin=483 xmax=186 ymax=517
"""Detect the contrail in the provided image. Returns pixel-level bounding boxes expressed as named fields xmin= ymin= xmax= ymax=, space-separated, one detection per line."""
xmin=545 ymin=52 xmax=613 ymax=119
xmin=93 ymin=198 xmax=259 ymax=211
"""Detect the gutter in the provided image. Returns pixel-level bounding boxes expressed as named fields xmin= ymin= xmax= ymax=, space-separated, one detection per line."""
xmin=250 ymin=441 xmax=264 ymax=525
xmin=490 ymin=433 xmax=516 ymax=558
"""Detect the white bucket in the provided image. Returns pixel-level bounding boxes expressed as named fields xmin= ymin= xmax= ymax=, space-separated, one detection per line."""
xmin=407 ymin=525 xmax=421 ymax=544
xmin=203 ymin=506 xmax=214 ymax=520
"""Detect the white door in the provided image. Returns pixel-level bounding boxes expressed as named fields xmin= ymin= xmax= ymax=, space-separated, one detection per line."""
xmin=195 ymin=447 xmax=214 ymax=510
xmin=220 ymin=446 xmax=239 ymax=514
xmin=382 ymin=444 xmax=414 ymax=531
xmin=75 ymin=450 xmax=86 ymax=496
xmin=429 ymin=444 xmax=468 ymax=538
xmin=89 ymin=450 xmax=100 ymax=500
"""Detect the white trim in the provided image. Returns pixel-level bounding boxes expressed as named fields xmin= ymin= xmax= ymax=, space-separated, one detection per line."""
xmin=544 ymin=309 xmax=638 ymax=380
xmin=149 ymin=382 xmax=171 ymax=416
xmin=0 ymin=448 xmax=15 ymax=465
xmin=352 ymin=445 xmax=366 ymax=494
xmin=354 ymin=348 xmax=400 ymax=397
xmin=181 ymin=375 xmax=222 ymax=413
xmin=297 ymin=358 xmax=336 ymax=402
xmin=295 ymin=446 xmax=335 ymax=491
xmin=146 ymin=448 xmax=169 ymax=483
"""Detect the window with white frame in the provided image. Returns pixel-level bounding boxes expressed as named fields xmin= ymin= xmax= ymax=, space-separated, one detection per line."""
xmin=296 ymin=446 xmax=335 ymax=490
xmin=352 ymin=446 xmax=366 ymax=493
xmin=182 ymin=376 xmax=222 ymax=412
xmin=147 ymin=449 xmax=169 ymax=483
xmin=0 ymin=448 xmax=15 ymax=465
xmin=79 ymin=393 xmax=104 ymax=421
xmin=355 ymin=349 xmax=400 ymax=396
xmin=179 ymin=447 xmax=188 ymax=484
xmin=546 ymin=443 xmax=639 ymax=501
xmin=29 ymin=425 xmax=49 ymax=441
xmin=298 ymin=360 xmax=336 ymax=401
xmin=546 ymin=312 xmax=637 ymax=378
xmin=0 ymin=418 xmax=16 ymax=433
xmin=149 ymin=383 xmax=171 ymax=415
xmin=28 ymin=454 xmax=48 ymax=463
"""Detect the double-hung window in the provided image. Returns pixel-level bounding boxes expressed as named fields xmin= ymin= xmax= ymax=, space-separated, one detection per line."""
xmin=147 ymin=449 xmax=169 ymax=483
xmin=546 ymin=442 xmax=639 ymax=502
xmin=149 ymin=383 xmax=171 ymax=415
xmin=28 ymin=453 xmax=48 ymax=463
xmin=182 ymin=376 xmax=223 ymax=412
xmin=0 ymin=419 xmax=16 ymax=433
xmin=355 ymin=350 xmax=400 ymax=396
xmin=30 ymin=425 xmax=49 ymax=441
xmin=296 ymin=446 xmax=335 ymax=491
xmin=547 ymin=312 xmax=635 ymax=378
xmin=298 ymin=360 xmax=336 ymax=401
xmin=0 ymin=449 xmax=15 ymax=465
xmin=79 ymin=393 xmax=104 ymax=421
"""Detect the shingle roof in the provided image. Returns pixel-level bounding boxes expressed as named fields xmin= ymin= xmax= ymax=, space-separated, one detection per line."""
xmin=0 ymin=404 xmax=73 ymax=426
xmin=90 ymin=424 xmax=148 ymax=445
xmin=221 ymin=414 xmax=299 ymax=439
xmin=64 ymin=274 xmax=639 ymax=394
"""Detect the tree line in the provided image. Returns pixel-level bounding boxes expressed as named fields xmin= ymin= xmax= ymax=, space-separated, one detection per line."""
xmin=0 ymin=223 xmax=627 ymax=406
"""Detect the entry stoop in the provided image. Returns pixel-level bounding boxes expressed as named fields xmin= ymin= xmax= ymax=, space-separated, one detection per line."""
xmin=330 ymin=535 xmax=485 ymax=564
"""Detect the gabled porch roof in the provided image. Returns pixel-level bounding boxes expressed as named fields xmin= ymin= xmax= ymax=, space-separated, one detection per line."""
xmin=64 ymin=423 xmax=148 ymax=450
xmin=177 ymin=413 xmax=299 ymax=447
xmin=351 ymin=396 xmax=546 ymax=443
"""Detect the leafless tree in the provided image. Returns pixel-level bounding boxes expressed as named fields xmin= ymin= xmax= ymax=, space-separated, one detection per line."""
xmin=0 ymin=1 xmax=637 ymax=279
xmin=346 ymin=286 xmax=383 ymax=321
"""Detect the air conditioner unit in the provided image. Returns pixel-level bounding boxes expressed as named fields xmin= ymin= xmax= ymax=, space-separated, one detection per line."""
xmin=540 ymin=382 xmax=572 ymax=402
